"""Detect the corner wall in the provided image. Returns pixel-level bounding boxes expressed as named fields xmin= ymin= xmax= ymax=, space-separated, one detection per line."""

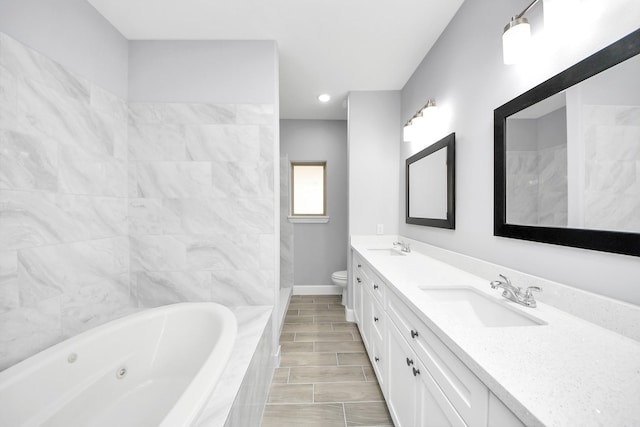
xmin=348 ymin=91 xmax=401 ymax=237
xmin=399 ymin=0 xmax=640 ymax=305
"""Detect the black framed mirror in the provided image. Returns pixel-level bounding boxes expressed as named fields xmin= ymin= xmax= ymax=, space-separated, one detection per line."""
xmin=406 ymin=132 xmax=455 ymax=229
xmin=494 ymin=29 xmax=640 ymax=257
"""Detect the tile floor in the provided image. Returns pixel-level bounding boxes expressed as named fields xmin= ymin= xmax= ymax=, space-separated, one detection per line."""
xmin=261 ymin=295 xmax=394 ymax=427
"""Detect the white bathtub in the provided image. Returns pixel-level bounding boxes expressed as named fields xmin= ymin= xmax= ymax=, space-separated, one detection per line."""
xmin=0 ymin=303 xmax=237 ymax=427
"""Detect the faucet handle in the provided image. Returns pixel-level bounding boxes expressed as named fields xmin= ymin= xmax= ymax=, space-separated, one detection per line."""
xmin=490 ymin=274 xmax=512 ymax=289
xmin=524 ymin=286 xmax=542 ymax=298
xmin=522 ymin=286 xmax=542 ymax=307
xmin=498 ymin=274 xmax=512 ymax=287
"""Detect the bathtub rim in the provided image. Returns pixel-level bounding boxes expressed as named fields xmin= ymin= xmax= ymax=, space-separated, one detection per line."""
xmin=0 ymin=302 xmax=238 ymax=427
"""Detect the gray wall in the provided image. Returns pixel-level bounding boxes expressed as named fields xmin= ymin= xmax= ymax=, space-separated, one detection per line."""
xmin=399 ymin=0 xmax=640 ymax=305
xmin=128 ymin=41 xmax=277 ymax=103
xmin=348 ymin=91 xmax=401 ymax=236
xmin=0 ymin=0 xmax=128 ymax=98
xmin=280 ymin=119 xmax=348 ymax=286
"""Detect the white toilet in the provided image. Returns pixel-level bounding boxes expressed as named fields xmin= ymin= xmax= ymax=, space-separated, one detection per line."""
xmin=331 ymin=270 xmax=348 ymax=305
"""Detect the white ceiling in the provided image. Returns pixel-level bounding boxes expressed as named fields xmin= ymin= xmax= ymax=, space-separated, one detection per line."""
xmin=88 ymin=0 xmax=464 ymax=120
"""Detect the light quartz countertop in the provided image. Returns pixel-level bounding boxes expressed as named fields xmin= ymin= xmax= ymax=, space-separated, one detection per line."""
xmin=351 ymin=237 xmax=640 ymax=427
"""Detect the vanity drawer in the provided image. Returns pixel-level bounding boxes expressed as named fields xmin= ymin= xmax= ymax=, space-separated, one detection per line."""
xmin=387 ymin=289 xmax=488 ymax=427
xmin=367 ymin=268 xmax=386 ymax=304
xmin=371 ymin=296 xmax=385 ymax=344
xmin=370 ymin=323 xmax=387 ymax=394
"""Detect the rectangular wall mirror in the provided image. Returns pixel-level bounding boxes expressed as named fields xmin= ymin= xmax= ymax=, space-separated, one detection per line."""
xmin=406 ymin=132 xmax=455 ymax=229
xmin=494 ymin=29 xmax=640 ymax=256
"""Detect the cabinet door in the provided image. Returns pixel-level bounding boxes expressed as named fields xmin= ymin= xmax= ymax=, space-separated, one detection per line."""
xmin=361 ymin=287 xmax=373 ymax=350
xmin=370 ymin=325 xmax=387 ymax=396
xmin=353 ymin=253 xmax=368 ymax=327
xmin=352 ymin=257 xmax=363 ymax=324
xmin=386 ymin=322 xmax=418 ymax=427
xmin=416 ymin=357 xmax=467 ymax=427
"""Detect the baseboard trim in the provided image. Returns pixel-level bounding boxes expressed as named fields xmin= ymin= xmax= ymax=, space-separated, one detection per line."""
xmin=345 ymin=308 xmax=356 ymax=323
xmin=293 ymin=285 xmax=343 ymax=295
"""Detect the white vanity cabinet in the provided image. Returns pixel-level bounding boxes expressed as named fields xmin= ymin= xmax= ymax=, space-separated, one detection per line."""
xmin=387 ymin=320 xmax=466 ymax=427
xmin=386 ymin=289 xmax=489 ymax=427
xmin=355 ymin=255 xmax=387 ymax=392
xmin=351 ymin=248 xmax=526 ymax=427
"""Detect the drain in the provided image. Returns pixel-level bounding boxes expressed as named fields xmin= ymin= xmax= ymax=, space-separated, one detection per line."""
xmin=67 ymin=353 xmax=78 ymax=364
xmin=116 ymin=366 xmax=127 ymax=379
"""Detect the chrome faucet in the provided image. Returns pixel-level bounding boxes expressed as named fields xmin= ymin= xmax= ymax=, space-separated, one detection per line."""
xmin=393 ymin=241 xmax=411 ymax=253
xmin=490 ymin=274 xmax=541 ymax=308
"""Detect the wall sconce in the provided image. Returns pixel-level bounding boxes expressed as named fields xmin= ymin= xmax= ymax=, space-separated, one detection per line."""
xmin=502 ymin=0 xmax=541 ymax=64
xmin=403 ymin=99 xmax=437 ymax=142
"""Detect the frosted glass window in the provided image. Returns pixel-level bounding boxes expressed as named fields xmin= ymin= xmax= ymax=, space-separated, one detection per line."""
xmin=291 ymin=162 xmax=326 ymax=215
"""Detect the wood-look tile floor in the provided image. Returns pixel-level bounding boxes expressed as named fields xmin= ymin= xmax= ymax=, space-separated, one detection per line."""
xmin=261 ymin=295 xmax=394 ymax=427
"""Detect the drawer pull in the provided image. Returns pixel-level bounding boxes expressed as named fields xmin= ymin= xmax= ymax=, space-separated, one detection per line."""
xmin=406 ymin=357 xmax=414 ymax=366
xmin=357 ymin=277 xmax=362 ymax=283
xmin=412 ymin=367 xmax=421 ymax=377
xmin=374 ymin=316 xmax=379 ymax=322
xmin=373 ymin=284 xmax=379 ymax=290
xmin=375 ymin=356 xmax=380 ymax=362
xmin=410 ymin=329 xmax=419 ymax=339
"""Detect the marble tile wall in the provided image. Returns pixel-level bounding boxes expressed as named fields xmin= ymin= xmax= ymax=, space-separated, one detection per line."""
xmin=0 ymin=33 xmax=133 ymax=370
xmin=0 ymin=32 xmax=279 ymax=370
xmin=506 ymin=145 xmax=568 ymax=227
xmin=128 ymin=102 xmax=276 ymax=308
xmin=582 ymin=104 xmax=640 ymax=232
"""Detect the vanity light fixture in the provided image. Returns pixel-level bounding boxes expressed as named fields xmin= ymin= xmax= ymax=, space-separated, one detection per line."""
xmin=403 ymin=99 xmax=437 ymax=142
xmin=502 ymin=0 xmax=541 ymax=65
xmin=318 ymin=93 xmax=331 ymax=103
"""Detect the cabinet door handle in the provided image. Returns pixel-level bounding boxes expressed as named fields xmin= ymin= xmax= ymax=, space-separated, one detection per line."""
xmin=412 ymin=367 xmax=421 ymax=377
xmin=410 ymin=329 xmax=419 ymax=339
xmin=406 ymin=357 xmax=414 ymax=366
xmin=357 ymin=277 xmax=361 ymax=283
xmin=374 ymin=316 xmax=379 ymax=322
xmin=373 ymin=284 xmax=379 ymax=290
xmin=375 ymin=357 xmax=380 ymax=363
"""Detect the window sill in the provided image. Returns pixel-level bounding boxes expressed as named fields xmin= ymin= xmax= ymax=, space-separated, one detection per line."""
xmin=288 ymin=216 xmax=330 ymax=224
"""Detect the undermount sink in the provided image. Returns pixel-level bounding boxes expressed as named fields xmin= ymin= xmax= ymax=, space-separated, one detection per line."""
xmin=367 ymin=248 xmax=407 ymax=256
xmin=420 ymin=287 xmax=546 ymax=327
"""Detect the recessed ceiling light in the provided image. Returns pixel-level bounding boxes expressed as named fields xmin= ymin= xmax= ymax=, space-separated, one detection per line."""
xmin=318 ymin=94 xmax=331 ymax=103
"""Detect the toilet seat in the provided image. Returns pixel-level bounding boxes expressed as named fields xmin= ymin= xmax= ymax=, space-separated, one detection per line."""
xmin=331 ymin=270 xmax=347 ymax=282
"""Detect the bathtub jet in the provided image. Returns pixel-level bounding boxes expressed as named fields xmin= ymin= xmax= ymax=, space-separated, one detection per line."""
xmin=0 ymin=303 xmax=237 ymax=427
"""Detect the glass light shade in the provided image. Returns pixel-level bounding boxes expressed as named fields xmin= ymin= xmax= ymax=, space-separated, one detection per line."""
xmin=503 ymin=18 xmax=531 ymax=64
xmin=411 ymin=115 xmax=427 ymax=140
xmin=403 ymin=122 xmax=416 ymax=142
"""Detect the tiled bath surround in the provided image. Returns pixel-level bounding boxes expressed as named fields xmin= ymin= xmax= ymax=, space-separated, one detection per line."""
xmin=506 ymin=145 xmax=568 ymax=227
xmin=0 ymin=33 xmax=278 ymax=371
xmin=0 ymin=33 xmax=131 ymax=369
xmin=128 ymin=101 xmax=276 ymax=308
xmin=582 ymin=104 xmax=640 ymax=232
